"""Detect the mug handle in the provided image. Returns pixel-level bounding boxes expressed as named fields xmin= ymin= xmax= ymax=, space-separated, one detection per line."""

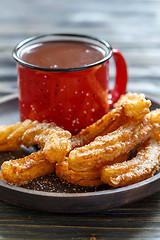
xmin=108 ymin=48 xmax=128 ymax=108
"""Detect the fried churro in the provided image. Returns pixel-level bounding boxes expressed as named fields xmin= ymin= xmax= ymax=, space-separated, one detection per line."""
xmin=68 ymin=112 xmax=154 ymax=172
xmin=56 ymin=161 xmax=102 ymax=187
xmin=0 ymin=120 xmax=38 ymax=151
xmin=71 ymin=92 xmax=151 ymax=148
xmin=114 ymin=92 xmax=151 ymax=119
xmin=101 ymin=138 xmax=160 ymax=187
xmin=22 ymin=122 xmax=72 ymax=163
xmin=0 ymin=152 xmax=55 ymax=185
xmin=56 ymin=152 xmax=129 ymax=187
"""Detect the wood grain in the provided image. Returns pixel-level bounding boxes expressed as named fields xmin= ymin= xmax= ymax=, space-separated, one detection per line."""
xmin=0 ymin=192 xmax=160 ymax=239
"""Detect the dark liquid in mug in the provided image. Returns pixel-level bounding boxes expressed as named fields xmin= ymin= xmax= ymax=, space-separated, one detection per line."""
xmin=19 ymin=41 xmax=106 ymax=68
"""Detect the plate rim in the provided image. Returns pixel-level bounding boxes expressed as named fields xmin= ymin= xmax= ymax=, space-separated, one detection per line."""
xmin=0 ymin=170 xmax=160 ymax=198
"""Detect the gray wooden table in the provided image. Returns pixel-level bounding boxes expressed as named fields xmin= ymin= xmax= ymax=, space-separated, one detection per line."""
xmin=0 ymin=0 xmax=160 ymax=239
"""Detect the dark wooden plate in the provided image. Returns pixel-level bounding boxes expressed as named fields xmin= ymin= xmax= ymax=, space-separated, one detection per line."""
xmin=0 ymin=94 xmax=160 ymax=213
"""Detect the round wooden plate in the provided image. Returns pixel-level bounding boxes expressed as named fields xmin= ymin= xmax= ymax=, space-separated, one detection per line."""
xmin=0 ymin=94 xmax=160 ymax=213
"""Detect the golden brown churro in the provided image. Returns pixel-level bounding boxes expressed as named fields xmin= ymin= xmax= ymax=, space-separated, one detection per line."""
xmin=0 ymin=120 xmax=38 ymax=151
xmin=0 ymin=152 xmax=55 ymax=185
xmin=68 ymin=112 xmax=154 ymax=172
xmin=56 ymin=161 xmax=102 ymax=187
xmin=71 ymin=92 xmax=151 ymax=148
xmin=22 ymin=122 xmax=72 ymax=163
xmin=56 ymin=152 xmax=129 ymax=187
xmin=114 ymin=92 xmax=151 ymax=119
xmin=101 ymin=139 xmax=160 ymax=187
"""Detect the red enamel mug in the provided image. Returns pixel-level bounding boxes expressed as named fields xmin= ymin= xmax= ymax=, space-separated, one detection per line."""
xmin=13 ymin=33 xmax=127 ymax=135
